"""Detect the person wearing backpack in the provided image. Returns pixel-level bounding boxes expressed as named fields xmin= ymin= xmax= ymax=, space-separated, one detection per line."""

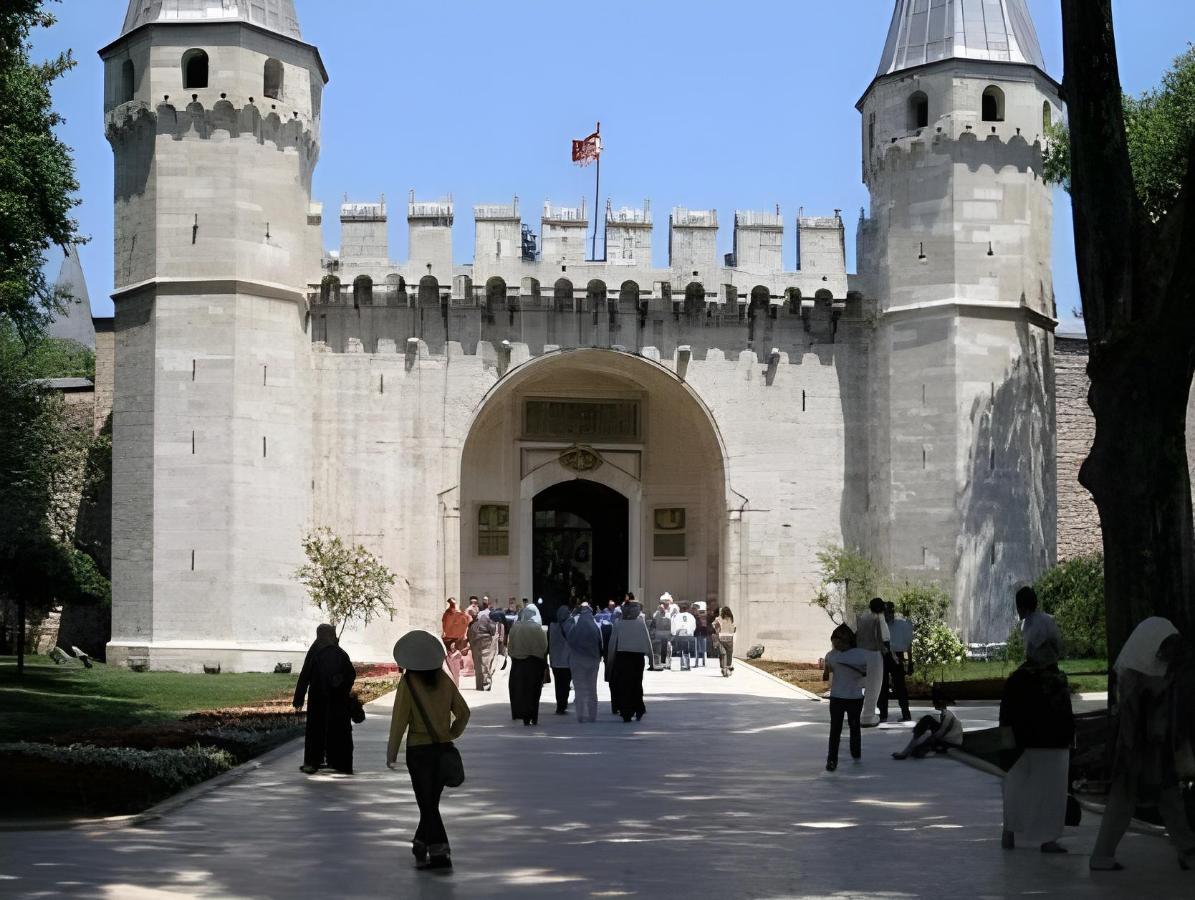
xmin=388 ymin=631 xmax=471 ymax=871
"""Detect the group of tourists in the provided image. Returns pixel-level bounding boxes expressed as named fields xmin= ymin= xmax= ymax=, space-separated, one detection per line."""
xmin=290 ymin=582 xmax=1194 ymax=876
xmin=643 ymin=594 xmax=737 ymax=675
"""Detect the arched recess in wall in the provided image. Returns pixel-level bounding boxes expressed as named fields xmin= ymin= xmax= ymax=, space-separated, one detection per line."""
xmin=320 ymin=275 xmax=340 ymax=304
xmin=982 ymin=85 xmax=1005 ymax=122
xmin=553 ymin=278 xmax=573 ymax=311
xmin=353 ymin=275 xmax=373 ymax=306
xmin=586 ymin=280 xmax=607 ymax=312
xmin=747 ymin=286 xmax=771 ymax=343
xmin=814 ymin=288 xmax=834 ymax=302
xmin=485 ymin=276 xmax=506 ymax=321
xmin=119 ymin=60 xmax=135 ymax=103
xmin=264 ymin=58 xmax=284 ymax=100
xmin=182 ymin=49 xmax=209 ymax=90
xmin=520 ymin=277 xmax=541 ymax=307
xmin=457 ymin=348 xmax=732 ymax=608
xmin=683 ymin=282 xmax=705 ymax=319
xmin=908 ymin=91 xmax=929 ymax=130
xmin=418 ymin=275 xmax=439 ymax=306
xmin=785 ymin=287 xmax=802 ymax=314
xmin=385 ymin=273 xmax=407 ymax=306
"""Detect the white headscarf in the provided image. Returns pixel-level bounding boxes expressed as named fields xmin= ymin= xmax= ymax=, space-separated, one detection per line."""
xmin=1021 ymin=610 xmax=1062 ymax=666
xmin=518 ymin=605 xmax=542 ymax=625
xmin=1114 ymin=617 xmax=1179 ymax=677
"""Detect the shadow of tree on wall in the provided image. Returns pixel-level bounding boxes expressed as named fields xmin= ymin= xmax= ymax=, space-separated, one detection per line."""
xmin=955 ymin=318 xmax=1055 ymax=642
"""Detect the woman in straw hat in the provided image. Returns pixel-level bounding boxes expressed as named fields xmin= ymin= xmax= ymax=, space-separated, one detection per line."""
xmin=387 ymin=631 xmax=471 ymax=871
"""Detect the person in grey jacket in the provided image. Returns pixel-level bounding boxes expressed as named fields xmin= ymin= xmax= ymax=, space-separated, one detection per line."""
xmin=548 ymin=606 xmax=574 ymax=715
xmin=608 ymin=601 xmax=653 ymax=721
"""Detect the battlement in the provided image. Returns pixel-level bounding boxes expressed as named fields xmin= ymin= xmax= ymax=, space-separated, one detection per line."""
xmin=409 ymin=191 xmax=454 ymax=222
xmin=341 ymin=200 xmax=386 ymax=222
xmin=735 ymin=210 xmax=783 ymax=229
xmin=672 ymin=208 xmax=718 ymax=229
xmin=607 ymin=201 xmax=652 ymax=227
xmin=475 ymin=199 xmax=520 ymax=221
xmin=104 ymin=97 xmax=318 ymax=158
xmin=543 ymin=201 xmax=588 ymax=224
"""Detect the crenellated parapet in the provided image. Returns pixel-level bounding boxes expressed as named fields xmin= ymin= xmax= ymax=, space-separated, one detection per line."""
xmin=870 ymin=129 xmax=1047 ymax=180
xmin=104 ymin=96 xmax=320 ymax=164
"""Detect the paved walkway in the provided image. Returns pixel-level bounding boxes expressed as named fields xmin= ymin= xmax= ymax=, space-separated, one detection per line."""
xmin=1 ymin=663 xmax=1190 ymax=899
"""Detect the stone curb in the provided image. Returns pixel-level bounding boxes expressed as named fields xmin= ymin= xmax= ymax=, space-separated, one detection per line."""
xmin=740 ymin=662 xmax=825 ymax=701
xmin=947 ymin=747 xmax=1169 ymax=840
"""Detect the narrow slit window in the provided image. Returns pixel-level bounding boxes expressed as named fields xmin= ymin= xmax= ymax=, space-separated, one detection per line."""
xmin=120 ymin=60 xmax=135 ymax=103
xmin=262 ymin=436 xmax=268 ymax=458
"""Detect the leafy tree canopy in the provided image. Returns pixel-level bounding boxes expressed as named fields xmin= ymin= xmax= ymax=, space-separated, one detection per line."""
xmin=0 ymin=320 xmax=94 ymax=379
xmin=0 ymin=0 xmax=83 ymax=342
xmin=1046 ymin=44 xmax=1195 ymax=223
xmin=295 ymin=528 xmax=398 ymax=639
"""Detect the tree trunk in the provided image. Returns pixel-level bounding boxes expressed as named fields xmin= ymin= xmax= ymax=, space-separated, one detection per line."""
xmin=1081 ymin=336 xmax=1195 ymax=660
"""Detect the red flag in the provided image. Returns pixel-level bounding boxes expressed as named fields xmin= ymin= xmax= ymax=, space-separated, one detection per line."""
xmin=572 ymin=123 xmax=601 ymax=166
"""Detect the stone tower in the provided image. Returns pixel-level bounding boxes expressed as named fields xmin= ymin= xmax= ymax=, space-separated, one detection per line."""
xmin=100 ymin=0 xmax=327 ymax=670
xmin=859 ymin=0 xmax=1062 ymax=639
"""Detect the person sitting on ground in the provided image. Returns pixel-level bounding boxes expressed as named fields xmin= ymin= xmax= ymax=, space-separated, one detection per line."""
xmin=891 ymin=708 xmax=965 ymax=760
xmin=823 ymin=623 xmax=868 ymax=772
xmin=1000 ymin=588 xmax=1075 ymax=855
xmin=1090 ymin=617 xmax=1195 ymax=872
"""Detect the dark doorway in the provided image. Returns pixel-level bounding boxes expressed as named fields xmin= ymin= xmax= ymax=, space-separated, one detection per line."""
xmin=533 ymin=480 xmax=628 ymax=625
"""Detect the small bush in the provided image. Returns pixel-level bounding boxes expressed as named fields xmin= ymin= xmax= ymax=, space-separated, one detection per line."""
xmin=1035 ymin=554 xmax=1105 ymax=659
xmin=913 ymin=621 xmax=968 ymax=684
xmin=0 ymin=742 xmax=234 ymax=790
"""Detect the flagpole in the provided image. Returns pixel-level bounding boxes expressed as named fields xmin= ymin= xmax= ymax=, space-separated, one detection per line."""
xmin=591 ymin=122 xmax=601 ymax=262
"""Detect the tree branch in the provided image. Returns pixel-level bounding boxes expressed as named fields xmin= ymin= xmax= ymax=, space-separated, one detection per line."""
xmin=1061 ymin=0 xmax=1137 ymax=345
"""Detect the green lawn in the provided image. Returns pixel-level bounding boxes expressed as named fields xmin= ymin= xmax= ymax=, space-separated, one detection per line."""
xmin=0 ymin=655 xmax=298 ymax=743
xmin=930 ymin=657 xmax=1108 ymax=693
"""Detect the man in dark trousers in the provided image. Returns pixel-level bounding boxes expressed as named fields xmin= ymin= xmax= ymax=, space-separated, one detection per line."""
xmin=879 ymin=602 xmax=913 ymax=722
xmin=293 ymin=623 xmax=357 ymax=774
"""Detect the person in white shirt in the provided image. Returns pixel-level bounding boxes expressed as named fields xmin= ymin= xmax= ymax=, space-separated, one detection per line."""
xmin=855 ymin=597 xmax=891 ymax=726
xmin=822 ymin=624 xmax=870 ymax=771
xmin=672 ymin=602 xmax=697 ymax=671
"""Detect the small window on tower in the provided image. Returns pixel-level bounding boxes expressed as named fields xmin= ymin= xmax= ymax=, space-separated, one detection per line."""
xmin=119 ymin=60 xmax=135 ymax=104
xmin=908 ymin=91 xmax=929 ymax=130
xmin=182 ymin=49 xmax=209 ymax=90
xmin=264 ymin=58 xmax=284 ymax=101
xmin=1042 ymin=101 xmax=1052 ymax=131
xmin=982 ymin=85 xmax=1005 ymax=122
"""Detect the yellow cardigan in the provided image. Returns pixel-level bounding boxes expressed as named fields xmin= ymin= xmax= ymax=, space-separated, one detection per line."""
xmin=387 ymin=675 xmax=470 ymax=764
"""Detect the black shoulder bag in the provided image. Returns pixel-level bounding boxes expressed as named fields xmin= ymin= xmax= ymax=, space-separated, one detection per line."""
xmin=407 ymin=681 xmax=466 ymax=789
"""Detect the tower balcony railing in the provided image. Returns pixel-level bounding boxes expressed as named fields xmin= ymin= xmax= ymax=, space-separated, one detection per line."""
xmin=607 ymin=202 xmax=652 ymax=226
xmin=409 ymin=192 xmax=454 ymax=221
xmin=474 ymin=201 xmax=519 ymax=220
xmin=543 ymin=200 xmax=587 ymax=224
xmin=341 ymin=202 xmax=386 ymax=221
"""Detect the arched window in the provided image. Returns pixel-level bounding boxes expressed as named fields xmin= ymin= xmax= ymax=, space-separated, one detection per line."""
xmin=484 ymin=276 xmax=506 ymax=319
xmin=418 ymin=275 xmax=439 ymax=306
xmin=908 ymin=91 xmax=929 ymax=130
xmin=1042 ymin=101 xmax=1052 ymax=131
xmin=684 ymin=282 xmax=705 ymax=318
xmin=182 ymin=49 xmax=209 ymax=90
xmin=982 ymin=85 xmax=1005 ymax=123
xmin=119 ymin=60 xmax=135 ymax=103
xmin=353 ymin=275 xmax=373 ymax=306
xmin=264 ymin=58 xmax=284 ymax=101
xmin=553 ymin=278 xmax=573 ymax=310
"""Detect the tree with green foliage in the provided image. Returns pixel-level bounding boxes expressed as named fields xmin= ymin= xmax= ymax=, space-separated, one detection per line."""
xmin=0 ymin=0 xmax=83 ymax=343
xmin=809 ymin=544 xmax=884 ymax=625
xmin=1034 ymin=553 xmax=1106 ymax=659
xmin=1057 ymin=3 xmax=1195 ymax=665
xmin=295 ymin=528 xmax=397 ymax=639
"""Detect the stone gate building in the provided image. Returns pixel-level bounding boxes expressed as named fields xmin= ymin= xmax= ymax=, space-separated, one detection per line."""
xmin=101 ymin=0 xmax=1066 ymax=670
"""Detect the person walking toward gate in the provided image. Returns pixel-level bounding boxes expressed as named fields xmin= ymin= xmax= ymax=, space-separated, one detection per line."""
xmin=822 ymin=623 xmax=868 ymax=771
xmin=549 ymin=606 xmax=574 ymax=715
xmin=714 ymin=607 xmax=736 ymax=676
xmin=293 ymin=623 xmax=358 ymax=775
xmin=880 ymin=601 xmax=913 ymax=722
xmin=856 ymin=597 xmax=890 ymax=726
xmin=607 ymin=599 xmax=653 ymax=721
xmin=468 ymin=605 xmax=498 ymax=692
xmin=388 ymin=631 xmax=471 ymax=871
xmin=567 ymin=603 xmax=604 ymax=722
xmin=507 ymin=605 xmax=548 ymax=726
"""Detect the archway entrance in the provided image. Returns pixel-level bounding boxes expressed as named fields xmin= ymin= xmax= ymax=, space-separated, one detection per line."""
xmin=533 ymin=480 xmax=629 ymax=623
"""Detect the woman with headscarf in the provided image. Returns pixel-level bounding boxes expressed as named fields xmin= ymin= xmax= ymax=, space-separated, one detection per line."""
xmin=1090 ymin=617 xmax=1195 ymax=872
xmin=567 ymin=603 xmax=604 ymax=722
xmin=607 ymin=600 xmax=653 ymax=722
xmin=507 ymin=605 xmax=549 ymax=726
xmin=388 ymin=631 xmax=471 ymax=871
xmin=998 ymin=613 xmax=1075 ymax=853
xmin=293 ymin=623 xmax=357 ymax=775
xmin=548 ymin=606 xmax=574 ymax=715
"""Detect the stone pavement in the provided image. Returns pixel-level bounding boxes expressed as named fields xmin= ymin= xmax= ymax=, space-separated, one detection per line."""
xmin=1 ymin=662 xmax=1190 ymax=900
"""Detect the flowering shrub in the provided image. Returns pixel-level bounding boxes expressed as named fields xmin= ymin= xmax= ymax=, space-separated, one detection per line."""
xmin=912 ymin=621 xmax=967 ymax=683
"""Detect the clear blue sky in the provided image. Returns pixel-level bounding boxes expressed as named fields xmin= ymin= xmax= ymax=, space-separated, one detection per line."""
xmin=32 ymin=1 xmax=1195 ymax=332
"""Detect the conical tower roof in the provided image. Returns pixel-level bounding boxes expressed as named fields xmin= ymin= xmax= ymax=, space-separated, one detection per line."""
xmin=121 ymin=0 xmax=301 ymax=42
xmin=877 ymin=0 xmax=1046 ymax=77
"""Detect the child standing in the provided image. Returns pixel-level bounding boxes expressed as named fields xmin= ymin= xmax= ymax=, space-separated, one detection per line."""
xmin=822 ymin=624 xmax=869 ymax=771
